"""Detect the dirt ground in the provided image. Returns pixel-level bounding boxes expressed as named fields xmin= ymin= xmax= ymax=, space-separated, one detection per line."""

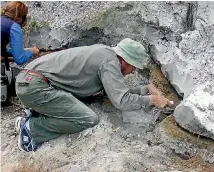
xmin=1 ymin=64 xmax=214 ymax=172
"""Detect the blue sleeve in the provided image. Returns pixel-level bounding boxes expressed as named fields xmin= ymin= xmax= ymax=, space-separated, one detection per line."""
xmin=6 ymin=47 xmax=12 ymax=56
xmin=9 ymin=23 xmax=33 ymax=65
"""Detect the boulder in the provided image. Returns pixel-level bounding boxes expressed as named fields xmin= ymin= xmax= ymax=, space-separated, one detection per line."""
xmin=174 ymin=82 xmax=214 ymax=139
xmin=150 ymin=41 xmax=193 ymax=98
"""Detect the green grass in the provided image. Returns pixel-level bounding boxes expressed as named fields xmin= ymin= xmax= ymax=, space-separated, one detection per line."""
xmin=27 ymin=19 xmax=48 ymax=31
xmin=90 ymin=7 xmax=117 ymax=29
xmin=162 ymin=116 xmax=214 ymax=151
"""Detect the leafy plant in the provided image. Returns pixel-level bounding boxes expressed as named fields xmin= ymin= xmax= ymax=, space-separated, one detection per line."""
xmin=27 ymin=19 xmax=48 ymax=31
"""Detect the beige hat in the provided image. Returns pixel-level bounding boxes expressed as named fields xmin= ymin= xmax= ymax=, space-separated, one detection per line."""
xmin=112 ymin=38 xmax=149 ymax=69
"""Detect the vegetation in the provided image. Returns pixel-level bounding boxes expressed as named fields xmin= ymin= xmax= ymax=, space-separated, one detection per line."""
xmin=89 ymin=7 xmax=117 ymax=29
xmin=162 ymin=115 xmax=214 ymax=151
xmin=27 ymin=19 xmax=48 ymax=31
xmin=162 ymin=116 xmax=214 ymax=171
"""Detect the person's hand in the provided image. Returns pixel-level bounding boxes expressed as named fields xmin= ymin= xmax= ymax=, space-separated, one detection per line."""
xmin=31 ymin=46 xmax=40 ymax=57
xmin=147 ymin=84 xmax=162 ymax=96
xmin=25 ymin=46 xmax=40 ymax=57
xmin=149 ymin=95 xmax=170 ymax=108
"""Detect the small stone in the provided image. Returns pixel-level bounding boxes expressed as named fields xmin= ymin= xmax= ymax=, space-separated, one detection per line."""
xmin=208 ymin=156 xmax=214 ymax=164
xmin=2 ymin=143 xmax=9 ymax=149
xmin=62 ymin=150 xmax=67 ymax=155
xmin=127 ymin=134 xmax=131 ymax=138
xmin=133 ymin=145 xmax=141 ymax=149
xmin=208 ymin=103 xmax=214 ymax=111
xmin=33 ymin=2 xmax=42 ymax=8
xmin=10 ymin=135 xmax=15 ymax=139
xmin=70 ymin=145 xmax=75 ymax=149
xmin=197 ymin=106 xmax=206 ymax=112
xmin=5 ymin=124 xmax=10 ymax=128
xmin=131 ymin=141 xmax=137 ymax=146
xmin=147 ymin=140 xmax=152 ymax=146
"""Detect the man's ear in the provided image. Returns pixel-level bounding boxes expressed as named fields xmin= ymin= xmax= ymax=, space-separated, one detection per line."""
xmin=121 ymin=59 xmax=126 ymax=68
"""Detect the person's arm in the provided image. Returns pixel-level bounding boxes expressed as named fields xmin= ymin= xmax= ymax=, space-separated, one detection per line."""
xmin=9 ymin=23 xmax=33 ymax=65
xmin=147 ymin=84 xmax=162 ymax=96
xmin=1 ymin=54 xmax=14 ymax=62
xmin=129 ymin=83 xmax=163 ymax=96
xmin=98 ymin=59 xmax=151 ymax=111
xmin=129 ymin=85 xmax=149 ymax=96
xmin=6 ymin=47 xmax=13 ymax=57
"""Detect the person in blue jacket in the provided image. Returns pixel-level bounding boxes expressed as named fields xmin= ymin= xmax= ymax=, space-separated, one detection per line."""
xmin=1 ymin=1 xmax=39 ymax=65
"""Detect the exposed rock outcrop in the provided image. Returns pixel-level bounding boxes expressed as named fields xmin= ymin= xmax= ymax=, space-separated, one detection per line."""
xmin=24 ymin=1 xmax=214 ymax=139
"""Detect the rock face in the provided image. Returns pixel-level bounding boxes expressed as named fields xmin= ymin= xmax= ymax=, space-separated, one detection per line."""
xmin=24 ymin=1 xmax=214 ymax=139
xmin=146 ymin=2 xmax=214 ymax=138
xmin=174 ymin=82 xmax=214 ymax=139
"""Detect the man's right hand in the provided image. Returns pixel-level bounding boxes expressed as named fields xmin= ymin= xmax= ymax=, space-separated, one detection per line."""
xmin=149 ymin=95 xmax=170 ymax=108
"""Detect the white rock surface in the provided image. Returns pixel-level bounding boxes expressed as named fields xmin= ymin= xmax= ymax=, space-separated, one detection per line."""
xmin=27 ymin=1 xmax=117 ymax=30
xmin=197 ymin=1 xmax=214 ymax=27
xmin=174 ymin=82 xmax=214 ymax=139
xmin=140 ymin=1 xmax=214 ymax=139
xmin=150 ymin=40 xmax=194 ymax=98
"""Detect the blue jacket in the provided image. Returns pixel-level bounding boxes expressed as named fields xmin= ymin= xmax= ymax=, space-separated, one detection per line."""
xmin=1 ymin=16 xmax=33 ymax=65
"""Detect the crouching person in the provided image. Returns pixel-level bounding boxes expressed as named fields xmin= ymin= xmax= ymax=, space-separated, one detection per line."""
xmin=15 ymin=38 xmax=170 ymax=152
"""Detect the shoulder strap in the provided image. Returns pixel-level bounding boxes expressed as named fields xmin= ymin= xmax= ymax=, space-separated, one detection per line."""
xmin=4 ymin=56 xmax=10 ymax=71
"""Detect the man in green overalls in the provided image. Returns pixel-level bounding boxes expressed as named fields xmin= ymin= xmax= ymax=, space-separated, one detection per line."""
xmin=15 ymin=38 xmax=170 ymax=152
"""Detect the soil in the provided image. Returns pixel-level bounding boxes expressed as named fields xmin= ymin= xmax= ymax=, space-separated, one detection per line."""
xmin=162 ymin=116 xmax=214 ymax=172
xmin=148 ymin=64 xmax=181 ymax=106
xmin=174 ymin=156 xmax=214 ymax=172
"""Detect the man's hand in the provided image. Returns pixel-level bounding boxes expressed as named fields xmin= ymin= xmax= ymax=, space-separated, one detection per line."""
xmin=149 ymin=95 xmax=170 ymax=108
xmin=147 ymin=84 xmax=162 ymax=96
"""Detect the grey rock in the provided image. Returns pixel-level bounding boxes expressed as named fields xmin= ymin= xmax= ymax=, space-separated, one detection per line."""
xmin=208 ymin=103 xmax=214 ymax=111
xmin=122 ymin=106 xmax=159 ymax=129
xmin=150 ymin=40 xmax=194 ymax=98
xmin=68 ymin=166 xmax=82 ymax=172
xmin=207 ymin=155 xmax=214 ymax=164
xmin=5 ymin=124 xmax=10 ymax=128
xmin=174 ymin=83 xmax=214 ymax=140
xmin=197 ymin=2 xmax=214 ymax=27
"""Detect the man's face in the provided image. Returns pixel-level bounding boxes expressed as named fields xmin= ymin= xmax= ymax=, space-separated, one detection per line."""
xmin=121 ymin=61 xmax=135 ymax=75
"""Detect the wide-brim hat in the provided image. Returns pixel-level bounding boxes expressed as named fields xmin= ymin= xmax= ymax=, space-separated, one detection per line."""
xmin=112 ymin=38 xmax=149 ymax=69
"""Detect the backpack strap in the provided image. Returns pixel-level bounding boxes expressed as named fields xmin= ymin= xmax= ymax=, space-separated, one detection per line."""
xmin=4 ymin=56 xmax=10 ymax=71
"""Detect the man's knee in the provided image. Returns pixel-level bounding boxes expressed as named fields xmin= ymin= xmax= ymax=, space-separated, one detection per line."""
xmin=88 ymin=112 xmax=99 ymax=127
